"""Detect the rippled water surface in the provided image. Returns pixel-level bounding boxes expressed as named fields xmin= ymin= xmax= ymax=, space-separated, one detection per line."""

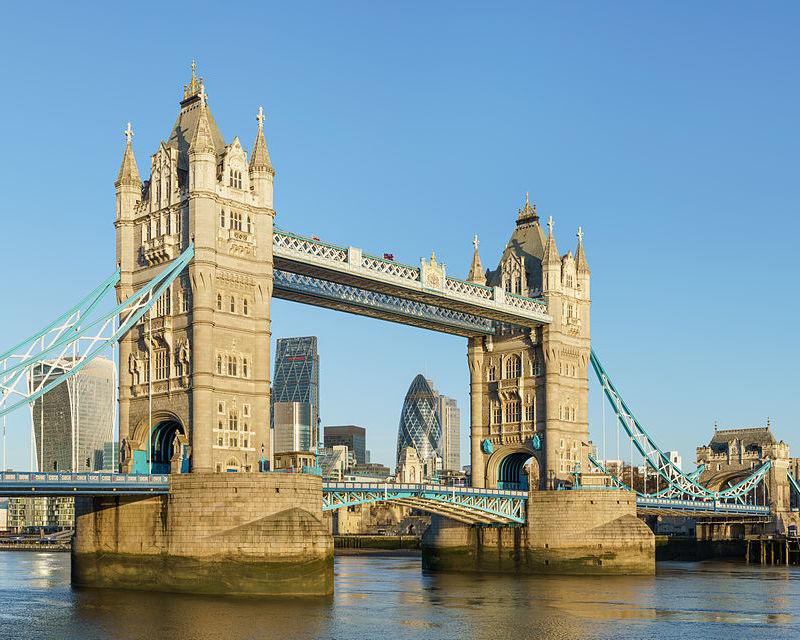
xmin=1 ymin=552 xmax=799 ymax=639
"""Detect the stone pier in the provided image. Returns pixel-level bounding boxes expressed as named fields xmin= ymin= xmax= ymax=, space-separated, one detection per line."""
xmin=72 ymin=473 xmax=333 ymax=595
xmin=422 ymin=489 xmax=654 ymax=575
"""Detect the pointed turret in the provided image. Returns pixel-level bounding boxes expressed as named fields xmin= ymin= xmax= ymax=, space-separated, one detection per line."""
xmin=249 ymin=106 xmax=273 ymax=173
xmin=467 ymin=235 xmax=487 ymax=285
xmin=543 ymin=216 xmax=560 ymax=264
xmin=116 ymin=123 xmax=141 ymax=188
xmin=575 ymin=226 xmax=590 ymax=274
xmin=249 ymin=106 xmax=275 ymax=208
xmin=189 ymin=86 xmax=216 ymax=155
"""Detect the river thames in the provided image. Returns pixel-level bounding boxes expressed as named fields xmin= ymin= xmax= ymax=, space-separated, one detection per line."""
xmin=1 ymin=552 xmax=799 ymax=639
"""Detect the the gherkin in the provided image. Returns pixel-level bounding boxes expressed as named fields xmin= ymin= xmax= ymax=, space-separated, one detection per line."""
xmin=396 ymin=374 xmax=441 ymax=465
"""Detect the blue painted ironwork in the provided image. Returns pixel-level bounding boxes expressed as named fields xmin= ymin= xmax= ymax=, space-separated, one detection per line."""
xmin=322 ymin=481 xmax=527 ymax=525
xmin=273 ymin=269 xmax=496 ymax=335
xmin=590 ymin=349 xmax=771 ymax=503
xmin=636 ymin=496 xmax=770 ymax=517
xmin=789 ymin=470 xmax=800 ymax=499
xmin=0 ymin=244 xmax=194 ymax=418
xmin=272 ymin=228 xmax=552 ymax=330
xmin=0 ymin=471 xmax=169 ymax=496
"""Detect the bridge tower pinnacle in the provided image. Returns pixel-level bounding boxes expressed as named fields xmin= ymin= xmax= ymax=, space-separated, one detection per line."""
xmin=116 ymin=64 xmax=275 ymax=475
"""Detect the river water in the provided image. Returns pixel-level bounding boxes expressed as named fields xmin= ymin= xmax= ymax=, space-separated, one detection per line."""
xmin=0 ymin=552 xmax=798 ymax=639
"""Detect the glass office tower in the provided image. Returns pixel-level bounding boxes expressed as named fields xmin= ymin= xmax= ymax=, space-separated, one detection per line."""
xmin=28 ymin=356 xmax=116 ymax=472
xmin=396 ymin=374 xmax=441 ymax=467
xmin=271 ymin=337 xmax=319 ymax=453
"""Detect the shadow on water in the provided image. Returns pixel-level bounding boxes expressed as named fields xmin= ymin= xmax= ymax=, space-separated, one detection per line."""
xmin=0 ymin=553 xmax=799 ymax=640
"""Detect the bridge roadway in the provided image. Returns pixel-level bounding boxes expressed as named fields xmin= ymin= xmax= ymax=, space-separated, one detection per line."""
xmin=0 ymin=473 xmax=772 ymax=522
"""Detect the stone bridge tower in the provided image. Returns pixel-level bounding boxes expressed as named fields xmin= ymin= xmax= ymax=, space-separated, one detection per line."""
xmin=115 ymin=65 xmax=275 ymax=474
xmin=467 ymin=195 xmax=591 ymax=489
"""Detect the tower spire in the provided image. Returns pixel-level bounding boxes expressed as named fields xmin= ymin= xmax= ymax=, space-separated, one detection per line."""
xmin=467 ymin=234 xmax=486 ymax=285
xmin=543 ymin=215 xmax=560 ymax=264
xmin=575 ymin=226 xmax=590 ymax=274
xmin=189 ymin=95 xmax=215 ymax=155
xmin=116 ymin=122 xmax=140 ymax=187
xmin=249 ymin=105 xmax=274 ymax=174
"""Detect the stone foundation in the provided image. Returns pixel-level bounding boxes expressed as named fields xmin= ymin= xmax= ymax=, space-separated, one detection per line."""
xmin=422 ymin=489 xmax=654 ymax=575
xmin=72 ymin=473 xmax=333 ymax=595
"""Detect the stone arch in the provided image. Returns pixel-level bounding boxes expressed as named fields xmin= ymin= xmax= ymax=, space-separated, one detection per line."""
xmin=131 ymin=411 xmax=187 ymax=474
xmin=485 ymin=444 xmax=541 ymax=491
xmin=224 ymin=456 xmax=242 ymax=472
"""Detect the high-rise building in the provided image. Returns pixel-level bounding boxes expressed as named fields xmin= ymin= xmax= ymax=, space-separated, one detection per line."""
xmin=28 ymin=357 xmax=116 ymax=472
xmin=324 ymin=425 xmax=366 ymax=465
xmin=271 ymin=336 xmax=319 ymax=453
xmin=437 ymin=394 xmax=460 ymax=471
xmin=396 ymin=374 xmax=441 ymax=467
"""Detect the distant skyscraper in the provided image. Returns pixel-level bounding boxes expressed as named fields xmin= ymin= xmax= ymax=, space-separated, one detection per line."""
xmin=271 ymin=337 xmax=319 ymax=453
xmin=396 ymin=374 xmax=441 ymax=466
xmin=28 ymin=357 xmax=116 ymax=472
xmin=437 ymin=395 xmax=460 ymax=471
xmin=324 ymin=425 xmax=366 ymax=465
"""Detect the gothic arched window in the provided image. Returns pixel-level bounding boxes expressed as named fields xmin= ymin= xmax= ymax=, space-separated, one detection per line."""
xmin=216 ymin=355 xmax=222 ymax=374
xmin=242 ymin=298 xmax=248 ymax=316
xmin=515 ymin=277 xmax=522 ymax=295
xmin=505 ymin=355 xmax=521 ymax=379
xmin=220 ymin=209 xmax=226 ymax=228
xmin=246 ymin=215 xmax=252 ymax=233
xmin=242 ymin=358 xmax=248 ymax=378
xmin=217 ymin=294 xmax=222 ymax=310
xmin=488 ymin=364 xmax=496 ymax=382
xmin=230 ymin=296 xmax=235 ymax=313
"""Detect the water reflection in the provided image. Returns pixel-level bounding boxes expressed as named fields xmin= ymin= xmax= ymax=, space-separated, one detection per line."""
xmin=0 ymin=553 xmax=798 ymax=640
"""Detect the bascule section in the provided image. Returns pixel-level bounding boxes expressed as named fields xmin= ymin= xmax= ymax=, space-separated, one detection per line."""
xmin=115 ymin=65 xmax=274 ymax=475
xmin=468 ymin=196 xmax=591 ymax=491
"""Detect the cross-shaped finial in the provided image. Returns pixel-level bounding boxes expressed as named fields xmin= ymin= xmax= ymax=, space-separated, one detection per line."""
xmin=256 ymin=106 xmax=265 ymax=128
xmin=547 ymin=216 xmax=554 ymax=234
xmin=473 ymin=234 xmax=479 ymax=250
xmin=124 ymin=122 xmax=133 ymax=143
xmin=577 ymin=226 xmax=584 ymax=242
xmin=431 ymin=251 xmax=436 ymax=262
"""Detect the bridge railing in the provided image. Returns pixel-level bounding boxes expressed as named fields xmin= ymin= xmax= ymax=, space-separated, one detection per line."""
xmin=0 ymin=471 xmax=170 ymax=484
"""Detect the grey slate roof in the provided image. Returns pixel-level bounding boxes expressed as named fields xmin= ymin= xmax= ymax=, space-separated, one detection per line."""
xmin=485 ymin=218 xmax=548 ymax=289
xmin=166 ymin=95 xmax=226 ymax=170
xmin=710 ymin=427 xmax=776 ymax=447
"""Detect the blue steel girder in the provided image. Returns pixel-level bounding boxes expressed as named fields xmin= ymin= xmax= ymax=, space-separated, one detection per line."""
xmin=273 ymin=270 xmax=495 ymax=337
xmin=0 ymin=244 xmax=194 ymax=418
xmin=590 ymin=349 xmax=772 ymax=503
xmin=636 ymin=496 xmax=771 ymax=518
xmin=272 ymin=229 xmax=551 ymax=331
xmin=322 ymin=482 xmax=526 ymax=525
xmin=0 ymin=471 xmax=170 ymax=496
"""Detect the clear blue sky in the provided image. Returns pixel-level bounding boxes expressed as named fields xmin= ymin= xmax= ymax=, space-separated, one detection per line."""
xmin=0 ymin=2 xmax=797 ymax=472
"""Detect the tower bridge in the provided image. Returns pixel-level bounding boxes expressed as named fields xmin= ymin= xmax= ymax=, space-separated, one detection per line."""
xmin=0 ymin=64 xmax=795 ymax=595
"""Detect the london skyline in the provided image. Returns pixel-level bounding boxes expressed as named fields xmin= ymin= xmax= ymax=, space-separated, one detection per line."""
xmin=0 ymin=2 xmax=796 ymax=473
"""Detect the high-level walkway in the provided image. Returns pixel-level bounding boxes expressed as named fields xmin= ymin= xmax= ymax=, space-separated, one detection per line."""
xmin=272 ymin=229 xmax=551 ymax=337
